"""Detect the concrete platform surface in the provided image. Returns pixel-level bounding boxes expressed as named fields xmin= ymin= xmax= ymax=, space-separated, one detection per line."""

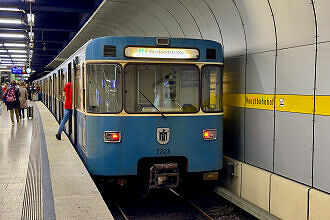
xmin=0 ymin=101 xmax=113 ymax=219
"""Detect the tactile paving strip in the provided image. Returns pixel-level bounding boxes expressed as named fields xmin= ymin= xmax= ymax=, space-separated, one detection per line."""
xmin=21 ymin=103 xmax=42 ymax=220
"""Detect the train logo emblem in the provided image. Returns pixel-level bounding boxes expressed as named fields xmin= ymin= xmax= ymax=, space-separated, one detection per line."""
xmin=157 ymin=128 xmax=170 ymax=145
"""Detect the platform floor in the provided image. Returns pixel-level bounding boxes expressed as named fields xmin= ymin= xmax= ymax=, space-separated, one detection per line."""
xmin=0 ymin=101 xmax=113 ymax=219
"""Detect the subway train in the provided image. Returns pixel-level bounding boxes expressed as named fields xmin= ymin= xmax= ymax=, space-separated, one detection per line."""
xmin=34 ymin=36 xmax=223 ymax=192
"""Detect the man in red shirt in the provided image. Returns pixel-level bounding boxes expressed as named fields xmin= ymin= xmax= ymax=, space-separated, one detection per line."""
xmin=56 ymin=82 xmax=72 ymax=140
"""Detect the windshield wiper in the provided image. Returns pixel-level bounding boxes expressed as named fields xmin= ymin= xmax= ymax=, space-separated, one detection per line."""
xmin=137 ymin=89 xmax=166 ymax=119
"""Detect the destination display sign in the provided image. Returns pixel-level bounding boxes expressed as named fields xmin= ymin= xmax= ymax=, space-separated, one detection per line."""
xmin=125 ymin=47 xmax=199 ymax=59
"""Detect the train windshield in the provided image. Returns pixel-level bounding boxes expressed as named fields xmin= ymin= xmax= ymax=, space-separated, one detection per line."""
xmin=201 ymin=65 xmax=223 ymax=112
xmin=87 ymin=64 xmax=122 ymax=113
xmin=125 ymin=64 xmax=199 ymax=113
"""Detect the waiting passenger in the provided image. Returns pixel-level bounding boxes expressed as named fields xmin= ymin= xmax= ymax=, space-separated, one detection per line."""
xmin=5 ymin=81 xmax=20 ymax=126
xmin=18 ymin=82 xmax=28 ymax=119
xmin=55 ymin=82 xmax=72 ymax=140
xmin=2 ymin=83 xmax=7 ymax=102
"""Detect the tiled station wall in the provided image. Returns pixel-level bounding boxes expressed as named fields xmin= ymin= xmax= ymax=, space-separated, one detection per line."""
xmin=222 ymin=0 xmax=330 ymax=193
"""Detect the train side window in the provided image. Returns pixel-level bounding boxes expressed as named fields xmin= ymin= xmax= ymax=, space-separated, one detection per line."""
xmin=201 ymin=65 xmax=223 ymax=112
xmin=82 ymin=64 xmax=86 ymax=110
xmin=74 ymin=65 xmax=82 ymax=110
xmin=86 ymin=63 xmax=122 ymax=113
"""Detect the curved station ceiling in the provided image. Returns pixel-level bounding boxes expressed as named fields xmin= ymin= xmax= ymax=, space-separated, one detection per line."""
xmin=0 ymin=0 xmax=102 ymax=77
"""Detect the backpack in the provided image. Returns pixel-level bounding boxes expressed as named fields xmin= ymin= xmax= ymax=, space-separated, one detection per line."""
xmin=6 ymin=88 xmax=16 ymax=102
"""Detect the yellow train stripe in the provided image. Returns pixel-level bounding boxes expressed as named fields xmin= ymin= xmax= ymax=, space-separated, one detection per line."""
xmin=224 ymin=93 xmax=330 ymax=115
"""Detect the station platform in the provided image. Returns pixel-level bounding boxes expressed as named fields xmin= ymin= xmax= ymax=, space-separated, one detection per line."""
xmin=0 ymin=101 xmax=113 ymax=219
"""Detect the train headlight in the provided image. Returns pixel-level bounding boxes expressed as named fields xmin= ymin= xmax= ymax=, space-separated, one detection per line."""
xmin=203 ymin=129 xmax=217 ymax=140
xmin=104 ymin=131 xmax=121 ymax=143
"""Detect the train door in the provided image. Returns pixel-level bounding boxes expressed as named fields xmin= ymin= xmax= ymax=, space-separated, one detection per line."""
xmin=51 ymin=76 xmax=54 ymax=113
xmin=47 ymin=78 xmax=49 ymax=108
xmin=74 ymin=61 xmax=82 ymax=147
xmin=47 ymin=76 xmax=51 ymax=109
xmin=60 ymin=69 xmax=64 ymax=122
xmin=67 ymin=62 xmax=73 ymax=138
xmin=54 ymin=73 xmax=57 ymax=120
xmin=54 ymin=73 xmax=56 ymax=120
xmin=45 ymin=79 xmax=47 ymax=106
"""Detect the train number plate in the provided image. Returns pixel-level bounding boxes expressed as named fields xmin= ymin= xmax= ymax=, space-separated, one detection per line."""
xmin=156 ymin=148 xmax=170 ymax=155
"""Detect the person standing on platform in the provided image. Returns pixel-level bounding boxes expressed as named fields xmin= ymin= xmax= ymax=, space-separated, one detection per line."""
xmin=27 ymin=84 xmax=32 ymax=101
xmin=5 ymin=81 xmax=20 ymax=126
xmin=35 ymin=84 xmax=41 ymax=101
xmin=2 ymin=83 xmax=7 ymax=102
xmin=56 ymin=82 xmax=72 ymax=140
xmin=18 ymin=82 xmax=28 ymax=119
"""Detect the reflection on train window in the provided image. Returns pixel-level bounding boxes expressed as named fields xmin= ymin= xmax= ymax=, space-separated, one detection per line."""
xmin=201 ymin=65 xmax=223 ymax=112
xmin=87 ymin=64 xmax=122 ymax=113
xmin=125 ymin=64 xmax=199 ymax=113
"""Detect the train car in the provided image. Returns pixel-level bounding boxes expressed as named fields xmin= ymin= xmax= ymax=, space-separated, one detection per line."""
xmin=35 ymin=36 xmax=223 ymax=192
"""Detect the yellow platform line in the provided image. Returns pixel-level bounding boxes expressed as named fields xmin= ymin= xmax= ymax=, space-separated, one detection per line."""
xmin=224 ymin=93 xmax=330 ymax=116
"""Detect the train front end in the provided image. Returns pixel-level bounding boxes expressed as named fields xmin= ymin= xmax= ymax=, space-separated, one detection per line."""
xmin=80 ymin=37 xmax=223 ymax=189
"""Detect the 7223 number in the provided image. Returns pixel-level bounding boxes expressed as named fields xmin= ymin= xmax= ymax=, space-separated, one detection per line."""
xmin=156 ymin=148 xmax=170 ymax=155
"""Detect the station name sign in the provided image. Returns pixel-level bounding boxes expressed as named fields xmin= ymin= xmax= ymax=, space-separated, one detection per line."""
xmin=125 ymin=47 xmax=199 ymax=59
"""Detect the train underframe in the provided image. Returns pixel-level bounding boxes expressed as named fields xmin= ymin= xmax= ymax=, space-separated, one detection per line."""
xmin=95 ymin=156 xmax=219 ymax=196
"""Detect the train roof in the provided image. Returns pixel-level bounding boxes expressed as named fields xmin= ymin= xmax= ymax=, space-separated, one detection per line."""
xmin=37 ymin=36 xmax=223 ymax=81
xmin=85 ymin=36 xmax=223 ymax=63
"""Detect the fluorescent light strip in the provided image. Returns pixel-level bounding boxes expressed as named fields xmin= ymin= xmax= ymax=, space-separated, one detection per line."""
xmin=10 ymin=54 xmax=27 ymax=58
xmin=8 ymin=50 xmax=26 ymax=53
xmin=0 ymin=33 xmax=25 ymax=38
xmin=0 ymin=8 xmax=21 ymax=12
xmin=4 ymin=43 xmax=26 ymax=47
xmin=0 ymin=50 xmax=7 ymax=53
xmin=0 ymin=55 xmax=9 ymax=57
xmin=12 ymin=58 xmax=27 ymax=62
xmin=0 ymin=19 xmax=23 ymax=24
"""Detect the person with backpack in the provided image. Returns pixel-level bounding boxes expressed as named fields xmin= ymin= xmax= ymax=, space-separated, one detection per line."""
xmin=5 ymin=81 xmax=21 ymax=126
xmin=18 ymin=82 xmax=28 ymax=119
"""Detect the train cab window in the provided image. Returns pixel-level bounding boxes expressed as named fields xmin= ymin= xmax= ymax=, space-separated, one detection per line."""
xmin=125 ymin=64 xmax=199 ymax=113
xmin=201 ymin=65 xmax=223 ymax=112
xmin=87 ymin=64 xmax=122 ymax=113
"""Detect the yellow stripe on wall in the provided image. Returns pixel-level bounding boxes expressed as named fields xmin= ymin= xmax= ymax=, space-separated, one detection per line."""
xmin=224 ymin=93 xmax=330 ymax=115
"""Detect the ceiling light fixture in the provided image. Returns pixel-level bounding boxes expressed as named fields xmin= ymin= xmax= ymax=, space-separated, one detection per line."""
xmin=0 ymin=18 xmax=23 ymax=24
xmin=28 ymin=32 xmax=34 ymax=41
xmin=27 ymin=14 xmax=35 ymax=26
xmin=4 ymin=43 xmax=26 ymax=47
xmin=0 ymin=33 xmax=25 ymax=38
xmin=0 ymin=55 xmax=9 ymax=57
xmin=0 ymin=50 xmax=7 ymax=53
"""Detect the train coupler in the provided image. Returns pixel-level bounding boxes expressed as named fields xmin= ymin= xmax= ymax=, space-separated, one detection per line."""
xmin=149 ymin=163 xmax=179 ymax=189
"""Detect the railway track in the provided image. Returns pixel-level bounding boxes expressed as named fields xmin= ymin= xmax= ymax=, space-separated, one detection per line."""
xmin=108 ymin=187 xmax=252 ymax=220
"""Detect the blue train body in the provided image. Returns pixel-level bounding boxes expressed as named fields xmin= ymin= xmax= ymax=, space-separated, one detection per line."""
xmin=36 ymin=36 xmax=224 ymax=188
xmin=74 ymin=113 xmax=223 ymax=176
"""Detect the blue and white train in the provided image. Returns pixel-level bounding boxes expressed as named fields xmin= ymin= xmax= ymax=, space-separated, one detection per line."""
xmin=35 ymin=36 xmax=223 ymax=190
